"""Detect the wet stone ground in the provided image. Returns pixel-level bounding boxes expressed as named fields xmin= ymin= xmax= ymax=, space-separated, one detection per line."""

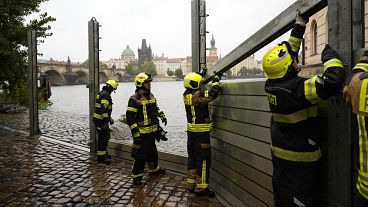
xmin=0 ymin=109 xmax=186 ymax=156
xmin=0 ymin=126 xmax=223 ymax=206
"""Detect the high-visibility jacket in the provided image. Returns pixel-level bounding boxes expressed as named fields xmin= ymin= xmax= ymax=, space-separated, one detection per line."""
xmin=93 ymin=88 xmax=112 ymax=127
xmin=265 ymin=24 xmax=345 ymax=163
xmin=126 ymin=89 xmax=161 ymax=137
xmin=183 ymin=83 xmax=220 ymax=133
xmin=343 ymin=63 xmax=368 ymax=200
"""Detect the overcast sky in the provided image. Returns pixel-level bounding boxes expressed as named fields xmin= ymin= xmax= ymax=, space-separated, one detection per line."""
xmin=30 ymin=0 xmax=296 ymax=63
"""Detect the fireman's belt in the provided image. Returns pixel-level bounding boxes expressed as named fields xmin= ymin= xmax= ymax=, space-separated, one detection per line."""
xmin=271 ymin=145 xmax=322 ymax=162
xmin=187 ymin=123 xmax=212 ymax=132
xmin=138 ymin=125 xmax=158 ymax=134
xmin=272 ymin=106 xmax=317 ymax=124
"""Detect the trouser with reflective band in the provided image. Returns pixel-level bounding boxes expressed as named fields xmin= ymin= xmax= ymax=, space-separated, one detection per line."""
xmin=272 ymin=155 xmax=321 ymax=207
xmin=187 ymin=131 xmax=211 ymax=191
xmin=97 ymin=127 xmax=110 ymax=155
xmin=354 ymin=172 xmax=368 ymax=206
xmin=131 ymin=133 xmax=158 ymax=177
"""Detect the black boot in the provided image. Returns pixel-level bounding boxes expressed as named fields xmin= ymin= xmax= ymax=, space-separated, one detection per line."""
xmin=97 ymin=155 xmax=106 ymax=164
xmin=195 ymin=188 xmax=215 ymax=198
xmin=133 ymin=176 xmax=143 ymax=185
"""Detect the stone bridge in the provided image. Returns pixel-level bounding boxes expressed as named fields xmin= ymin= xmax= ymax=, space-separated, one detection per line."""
xmin=38 ymin=60 xmax=128 ymax=86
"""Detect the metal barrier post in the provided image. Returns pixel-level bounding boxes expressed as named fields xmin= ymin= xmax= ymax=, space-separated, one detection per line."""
xmin=28 ymin=30 xmax=40 ymax=135
xmin=88 ymin=18 xmax=100 ymax=153
xmin=191 ymin=0 xmax=207 ymax=73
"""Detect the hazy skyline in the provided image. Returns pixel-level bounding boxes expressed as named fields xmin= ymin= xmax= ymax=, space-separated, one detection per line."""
xmin=29 ymin=0 xmax=296 ymax=63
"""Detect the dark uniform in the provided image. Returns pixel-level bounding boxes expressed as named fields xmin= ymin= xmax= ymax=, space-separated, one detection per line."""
xmin=93 ymin=80 xmax=117 ymax=164
xmin=343 ymin=53 xmax=368 ymax=206
xmin=126 ymin=73 xmax=165 ymax=185
xmin=183 ymin=72 xmax=220 ymax=197
xmin=263 ymin=22 xmax=345 ymax=206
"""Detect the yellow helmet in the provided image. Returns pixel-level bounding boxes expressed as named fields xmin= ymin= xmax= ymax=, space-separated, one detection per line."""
xmin=135 ymin=72 xmax=152 ymax=88
xmin=262 ymin=42 xmax=294 ymax=79
xmin=106 ymin=79 xmax=118 ymax=90
xmin=184 ymin=72 xmax=202 ymax=89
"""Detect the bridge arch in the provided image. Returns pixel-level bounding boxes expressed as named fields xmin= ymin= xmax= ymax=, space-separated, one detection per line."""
xmin=116 ymin=73 xmax=124 ymax=82
xmin=45 ymin=70 xmax=65 ymax=86
xmin=75 ymin=70 xmax=88 ymax=84
xmin=99 ymin=71 xmax=107 ymax=83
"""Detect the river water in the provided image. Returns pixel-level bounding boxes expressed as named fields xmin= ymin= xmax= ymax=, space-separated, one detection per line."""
xmin=49 ymin=81 xmax=188 ymax=142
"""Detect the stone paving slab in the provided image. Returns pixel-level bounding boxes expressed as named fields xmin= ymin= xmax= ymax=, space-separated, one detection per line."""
xmin=0 ymin=127 xmax=223 ymax=206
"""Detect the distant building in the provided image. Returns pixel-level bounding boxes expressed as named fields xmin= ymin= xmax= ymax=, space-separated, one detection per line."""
xmin=121 ymin=45 xmax=135 ymax=64
xmin=138 ymin=39 xmax=152 ymax=66
xmin=230 ymin=54 xmax=259 ymax=76
xmin=206 ymin=34 xmax=219 ymax=71
xmin=153 ymin=54 xmax=168 ymax=77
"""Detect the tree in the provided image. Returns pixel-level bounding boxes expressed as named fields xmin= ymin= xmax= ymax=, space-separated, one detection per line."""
xmin=167 ymin=69 xmax=174 ymax=77
xmin=0 ymin=0 xmax=55 ymax=103
xmin=126 ymin=63 xmax=138 ymax=76
xmin=174 ymin=68 xmax=183 ymax=79
xmin=81 ymin=59 xmax=108 ymax=69
xmin=139 ymin=61 xmax=157 ymax=76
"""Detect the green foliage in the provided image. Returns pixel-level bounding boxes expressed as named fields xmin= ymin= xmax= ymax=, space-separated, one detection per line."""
xmin=239 ymin=67 xmax=264 ymax=78
xmin=174 ymin=68 xmax=183 ymax=79
xmin=126 ymin=63 xmax=139 ymax=76
xmin=38 ymin=100 xmax=53 ymax=110
xmin=167 ymin=69 xmax=174 ymax=77
xmin=139 ymin=61 xmax=157 ymax=76
xmin=0 ymin=0 xmax=55 ymax=103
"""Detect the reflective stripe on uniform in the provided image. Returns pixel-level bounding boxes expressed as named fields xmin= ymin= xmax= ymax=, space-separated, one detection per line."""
xmin=271 ymin=145 xmax=322 ymax=162
xmin=187 ymin=123 xmax=212 ymax=132
xmin=184 ymin=94 xmax=192 ymax=105
xmin=141 ymin=99 xmax=156 ymax=104
xmin=357 ymin=115 xmax=368 ymax=173
xmin=93 ymin=113 xmax=103 ymax=120
xmin=138 ymin=125 xmax=158 ymax=134
xmin=204 ymin=91 xmax=209 ymax=98
xmin=129 ymin=123 xmax=137 ymax=129
xmin=359 ymin=79 xmax=368 ymax=113
xmin=131 ymin=173 xmax=144 ymax=178
xmin=358 ymin=171 xmax=368 ymax=186
xmin=304 ymin=76 xmax=322 ymax=104
xmin=353 ymin=63 xmax=368 ymax=72
xmin=101 ymin=100 xmax=109 ymax=105
xmin=143 ymin=104 xmax=148 ymax=125
xmin=187 ymin=178 xmax=196 ymax=184
xmin=323 ymin=58 xmax=343 ymax=71
xmin=272 ymin=106 xmax=318 ymax=124
xmin=95 ymin=103 xmax=101 ymax=108
xmin=127 ymin=107 xmax=138 ymax=112
xmin=357 ymin=176 xmax=368 ymax=200
xmin=288 ymin=36 xmax=302 ymax=52
xmin=196 ymin=160 xmax=208 ymax=189
xmin=148 ymin=166 xmax=160 ymax=173
xmin=191 ymin=106 xmax=196 ymax=124
xmin=97 ymin=150 xmax=106 ymax=155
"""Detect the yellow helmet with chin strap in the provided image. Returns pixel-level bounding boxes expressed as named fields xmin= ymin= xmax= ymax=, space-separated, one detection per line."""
xmin=135 ymin=72 xmax=152 ymax=88
xmin=106 ymin=79 xmax=118 ymax=90
xmin=262 ymin=41 xmax=294 ymax=79
xmin=183 ymin=72 xmax=202 ymax=89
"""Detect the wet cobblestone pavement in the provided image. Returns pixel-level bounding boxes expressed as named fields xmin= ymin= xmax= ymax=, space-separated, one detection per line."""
xmin=0 ymin=110 xmax=186 ymax=156
xmin=0 ymin=126 xmax=223 ymax=206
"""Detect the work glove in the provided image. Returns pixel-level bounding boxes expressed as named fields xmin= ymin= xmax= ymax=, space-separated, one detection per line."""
xmin=199 ymin=67 xmax=207 ymax=77
xmin=321 ymin=44 xmax=340 ymax=63
xmin=109 ymin=118 xmax=114 ymax=125
xmin=295 ymin=10 xmax=308 ymax=26
xmin=212 ymin=74 xmax=221 ymax=84
xmin=158 ymin=111 xmax=167 ymax=126
xmin=358 ymin=51 xmax=368 ymax=63
xmin=156 ymin=126 xmax=168 ymax=143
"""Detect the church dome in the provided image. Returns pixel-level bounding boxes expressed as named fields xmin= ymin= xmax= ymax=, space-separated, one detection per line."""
xmin=122 ymin=45 xmax=135 ymax=56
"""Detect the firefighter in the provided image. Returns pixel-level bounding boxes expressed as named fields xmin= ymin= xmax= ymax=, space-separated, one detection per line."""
xmin=93 ymin=79 xmax=118 ymax=165
xmin=343 ymin=51 xmax=368 ymax=206
xmin=183 ymin=71 xmax=221 ymax=197
xmin=126 ymin=72 xmax=166 ymax=186
xmin=262 ymin=12 xmax=345 ymax=206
